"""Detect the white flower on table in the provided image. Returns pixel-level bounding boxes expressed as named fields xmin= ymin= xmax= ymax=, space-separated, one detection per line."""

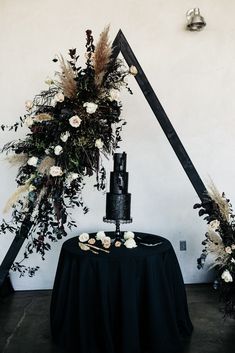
xmin=54 ymin=92 xmax=64 ymax=103
xmin=79 ymin=232 xmax=90 ymax=243
xmin=27 ymin=156 xmax=38 ymax=167
xmin=60 ymin=131 xmax=70 ymax=142
xmin=25 ymin=100 xmax=33 ymax=110
xmin=49 ymin=166 xmax=63 ymax=177
xmin=95 ymin=138 xmax=104 ymax=149
xmin=83 ymin=102 xmax=98 ymax=114
xmin=69 ymin=115 xmax=82 ymax=128
xmin=102 ymin=236 xmax=111 ymax=249
xmin=124 ymin=238 xmax=137 ymax=249
xmin=108 ymin=89 xmax=120 ymax=102
xmin=221 ymin=269 xmax=233 ymax=283
xmin=129 ymin=65 xmax=138 ymax=76
xmin=96 ymin=231 xmax=106 ymax=241
xmin=124 ymin=231 xmax=135 ymax=240
xmin=54 ymin=145 xmax=63 ymax=155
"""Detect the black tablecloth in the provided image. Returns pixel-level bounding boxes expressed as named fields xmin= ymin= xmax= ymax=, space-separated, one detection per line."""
xmin=50 ymin=232 xmax=193 ymax=353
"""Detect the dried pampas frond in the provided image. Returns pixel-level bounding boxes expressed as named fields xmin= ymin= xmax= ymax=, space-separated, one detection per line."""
xmin=3 ymin=181 xmax=31 ymax=213
xmin=207 ymin=180 xmax=230 ymax=222
xmin=5 ymin=153 xmax=28 ymax=167
xmin=58 ymin=55 xmax=77 ymax=99
xmin=93 ymin=25 xmax=112 ymax=87
xmin=34 ymin=113 xmax=54 ymax=122
xmin=37 ymin=156 xmax=55 ymax=175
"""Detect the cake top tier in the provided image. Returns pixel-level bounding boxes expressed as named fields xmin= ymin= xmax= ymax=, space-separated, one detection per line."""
xmin=113 ymin=152 xmax=127 ymax=172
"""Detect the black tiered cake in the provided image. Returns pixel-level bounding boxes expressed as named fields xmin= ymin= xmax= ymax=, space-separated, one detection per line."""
xmin=105 ymin=152 xmax=131 ymax=221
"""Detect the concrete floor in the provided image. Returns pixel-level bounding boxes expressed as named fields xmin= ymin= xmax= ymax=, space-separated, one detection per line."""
xmin=0 ymin=284 xmax=235 ymax=353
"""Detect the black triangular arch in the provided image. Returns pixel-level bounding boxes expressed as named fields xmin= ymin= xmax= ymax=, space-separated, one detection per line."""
xmin=0 ymin=30 xmax=208 ymax=291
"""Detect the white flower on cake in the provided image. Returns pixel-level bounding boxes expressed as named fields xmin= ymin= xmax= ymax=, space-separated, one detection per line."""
xmin=209 ymin=220 xmax=220 ymax=230
xmin=79 ymin=232 xmax=90 ymax=243
xmin=83 ymin=102 xmax=98 ymax=114
xmin=231 ymin=244 xmax=235 ymax=250
xmin=54 ymin=92 xmax=64 ymax=103
xmin=69 ymin=115 xmax=82 ymax=128
xmin=79 ymin=243 xmax=90 ymax=251
xmin=25 ymin=116 xmax=34 ymax=127
xmin=102 ymin=236 xmax=111 ymax=249
xmin=49 ymin=166 xmax=63 ymax=177
xmin=124 ymin=231 xmax=135 ymax=240
xmin=54 ymin=145 xmax=63 ymax=155
xmin=129 ymin=65 xmax=138 ymax=76
xmin=221 ymin=269 xmax=233 ymax=283
xmin=60 ymin=131 xmax=70 ymax=142
xmin=124 ymin=238 xmax=137 ymax=249
xmin=96 ymin=231 xmax=106 ymax=241
xmin=109 ymin=89 xmax=120 ymax=102
xmin=27 ymin=156 xmax=38 ymax=167
xmin=67 ymin=172 xmax=79 ymax=183
xmin=25 ymin=100 xmax=33 ymax=110
xmin=225 ymin=246 xmax=232 ymax=254
xmin=95 ymin=138 xmax=104 ymax=149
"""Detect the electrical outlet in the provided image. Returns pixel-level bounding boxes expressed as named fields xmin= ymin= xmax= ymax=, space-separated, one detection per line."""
xmin=180 ymin=241 xmax=187 ymax=251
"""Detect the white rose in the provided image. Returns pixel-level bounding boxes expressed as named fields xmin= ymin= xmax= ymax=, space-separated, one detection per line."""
xmin=54 ymin=145 xmax=63 ymax=155
xmin=231 ymin=244 xmax=235 ymax=250
xmin=124 ymin=231 xmax=135 ymax=240
xmin=67 ymin=172 xmax=79 ymax=183
xmin=49 ymin=166 xmax=63 ymax=177
xmin=79 ymin=232 xmax=90 ymax=243
xmin=221 ymin=269 xmax=233 ymax=283
xmin=27 ymin=156 xmax=38 ymax=167
xmin=60 ymin=131 xmax=70 ymax=142
xmin=96 ymin=231 xmax=106 ymax=241
xmin=25 ymin=116 xmax=34 ymax=127
xmin=54 ymin=92 xmax=64 ymax=103
xmin=83 ymin=102 xmax=98 ymax=114
xmin=95 ymin=138 xmax=104 ymax=149
xmin=209 ymin=220 xmax=220 ymax=230
xmin=124 ymin=238 xmax=137 ymax=249
xmin=25 ymin=100 xmax=33 ymax=110
xmin=225 ymin=246 xmax=232 ymax=254
xmin=102 ymin=236 xmax=111 ymax=248
xmin=108 ymin=89 xmax=120 ymax=102
xmin=129 ymin=65 xmax=138 ymax=76
xmin=69 ymin=115 xmax=82 ymax=128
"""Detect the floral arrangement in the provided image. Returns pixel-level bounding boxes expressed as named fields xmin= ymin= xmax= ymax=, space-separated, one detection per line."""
xmin=78 ymin=230 xmax=137 ymax=254
xmin=0 ymin=27 xmax=137 ymax=276
xmin=195 ymin=181 xmax=235 ymax=317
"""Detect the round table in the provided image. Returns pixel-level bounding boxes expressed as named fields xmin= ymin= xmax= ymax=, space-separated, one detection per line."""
xmin=50 ymin=232 xmax=193 ymax=353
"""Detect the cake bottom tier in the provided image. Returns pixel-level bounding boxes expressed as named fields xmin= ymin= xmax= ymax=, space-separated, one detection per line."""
xmin=105 ymin=193 xmax=131 ymax=220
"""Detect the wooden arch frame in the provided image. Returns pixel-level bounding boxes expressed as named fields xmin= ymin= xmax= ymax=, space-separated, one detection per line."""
xmin=0 ymin=30 xmax=207 ymax=291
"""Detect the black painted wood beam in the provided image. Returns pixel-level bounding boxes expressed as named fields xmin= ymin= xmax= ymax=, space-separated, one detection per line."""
xmin=112 ymin=30 xmax=207 ymax=201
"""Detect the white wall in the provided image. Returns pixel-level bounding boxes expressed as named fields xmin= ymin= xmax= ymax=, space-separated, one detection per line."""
xmin=0 ymin=0 xmax=234 ymax=290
